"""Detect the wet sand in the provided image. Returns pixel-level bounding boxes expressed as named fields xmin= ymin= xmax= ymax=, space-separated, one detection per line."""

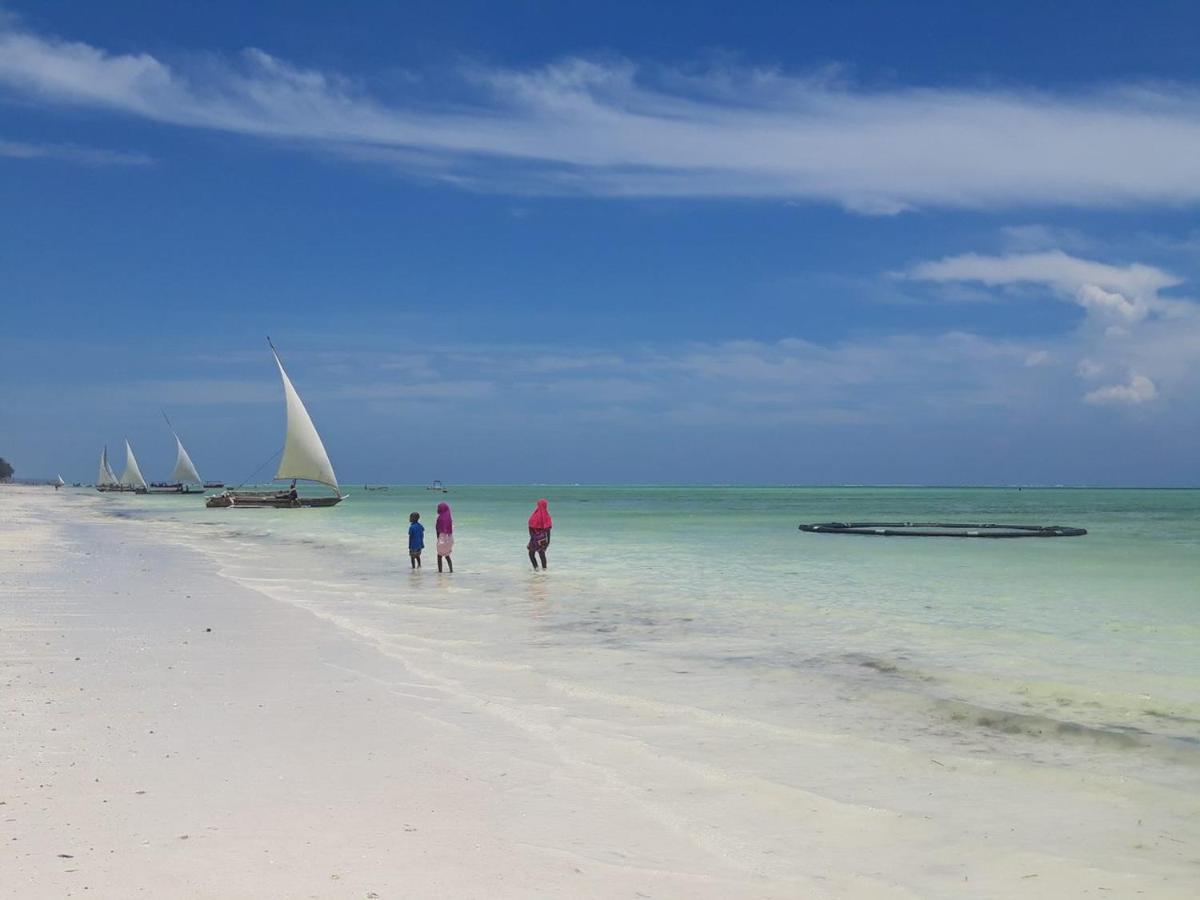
xmin=1 ymin=487 xmax=1195 ymax=898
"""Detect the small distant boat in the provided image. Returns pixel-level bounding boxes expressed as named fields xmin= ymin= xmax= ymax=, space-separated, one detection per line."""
xmin=426 ymin=480 xmax=448 ymax=493
xmin=148 ymin=415 xmax=209 ymax=494
xmin=119 ymin=440 xmax=149 ymax=493
xmin=54 ymin=474 xmax=65 ymax=490
xmin=363 ymin=485 xmax=390 ymax=492
xmin=206 ymin=340 xmax=345 ymax=509
xmin=95 ymin=445 xmax=121 ymax=492
xmin=96 ymin=442 xmax=144 ymax=493
xmin=203 ymin=481 xmax=226 ymax=489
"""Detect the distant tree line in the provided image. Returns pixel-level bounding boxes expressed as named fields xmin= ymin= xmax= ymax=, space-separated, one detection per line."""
xmin=0 ymin=457 xmax=13 ymax=482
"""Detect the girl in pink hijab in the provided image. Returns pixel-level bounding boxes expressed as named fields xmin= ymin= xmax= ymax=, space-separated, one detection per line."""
xmin=435 ymin=501 xmax=454 ymax=573
xmin=527 ymin=499 xmax=552 ymax=570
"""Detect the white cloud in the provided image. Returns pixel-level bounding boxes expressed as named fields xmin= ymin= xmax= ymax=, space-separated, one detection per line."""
xmin=902 ymin=251 xmax=1180 ymax=299
xmin=901 ymin=250 xmax=1196 ymax=330
xmin=904 ymin=249 xmax=1200 ymax=408
xmin=0 ymin=137 xmax=151 ymax=165
xmin=1075 ymin=283 xmax=1144 ymax=321
xmin=1084 ymin=374 xmax=1158 ymax=405
xmin=6 ymin=25 xmax=1200 ymax=211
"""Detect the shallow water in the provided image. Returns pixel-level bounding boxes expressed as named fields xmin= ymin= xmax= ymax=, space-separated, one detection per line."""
xmin=74 ymin=484 xmax=1200 ymax=888
xmin=101 ymin=486 xmax=1200 ymax=775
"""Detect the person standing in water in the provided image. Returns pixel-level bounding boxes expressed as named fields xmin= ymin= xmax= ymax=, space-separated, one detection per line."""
xmin=435 ymin=501 xmax=454 ymax=573
xmin=527 ymin=498 xmax=552 ymax=570
xmin=408 ymin=512 xmax=424 ymax=569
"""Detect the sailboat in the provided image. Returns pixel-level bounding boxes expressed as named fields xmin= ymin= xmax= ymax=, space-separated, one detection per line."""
xmin=95 ymin=445 xmax=130 ymax=492
xmin=150 ymin=416 xmax=211 ymax=494
xmin=206 ymin=340 xmax=345 ymax=509
xmin=54 ymin=474 xmax=65 ymax=490
xmin=119 ymin=439 xmax=149 ymax=493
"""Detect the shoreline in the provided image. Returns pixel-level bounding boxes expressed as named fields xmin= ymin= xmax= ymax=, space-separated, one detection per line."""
xmin=2 ymin=487 xmax=1197 ymax=897
xmin=1 ymin=490 xmax=815 ymax=898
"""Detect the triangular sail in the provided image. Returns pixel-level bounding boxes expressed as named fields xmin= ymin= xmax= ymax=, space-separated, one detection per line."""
xmin=120 ymin=439 xmax=148 ymax=489
xmin=98 ymin=446 xmax=118 ymax=486
xmin=160 ymin=415 xmax=204 ymax=487
xmin=271 ymin=344 xmax=340 ymax=492
xmin=170 ymin=435 xmax=203 ymax=484
xmin=56 ymin=474 xmax=65 ymax=486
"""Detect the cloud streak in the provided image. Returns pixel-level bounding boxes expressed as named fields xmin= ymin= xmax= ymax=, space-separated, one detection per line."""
xmin=0 ymin=137 xmax=152 ymax=166
xmin=903 ymin=249 xmax=1200 ymax=406
xmin=5 ymin=25 xmax=1200 ymax=211
xmin=1084 ymin=374 xmax=1158 ymax=406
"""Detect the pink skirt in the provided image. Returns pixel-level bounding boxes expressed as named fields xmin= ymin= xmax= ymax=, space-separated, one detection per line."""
xmin=436 ymin=533 xmax=454 ymax=556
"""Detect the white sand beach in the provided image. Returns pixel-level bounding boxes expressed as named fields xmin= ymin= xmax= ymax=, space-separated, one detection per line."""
xmin=2 ymin=487 xmax=1197 ymax=899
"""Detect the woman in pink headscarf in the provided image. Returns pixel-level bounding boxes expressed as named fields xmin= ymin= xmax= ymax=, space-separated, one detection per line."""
xmin=527 ymin=499 xmax=552 ymax=570
xmin=435 ymin=501 xmax=454 ymax=573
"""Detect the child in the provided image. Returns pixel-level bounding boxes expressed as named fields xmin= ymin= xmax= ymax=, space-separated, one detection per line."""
xmin=435 ymin=501 xmax=454 ymax=573
xmin=408 ymin=511 xmax=424 ymax=569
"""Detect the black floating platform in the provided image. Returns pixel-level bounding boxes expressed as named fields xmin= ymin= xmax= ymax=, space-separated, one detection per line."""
xmin=799 ymin=522 xmax=1087 ymax=538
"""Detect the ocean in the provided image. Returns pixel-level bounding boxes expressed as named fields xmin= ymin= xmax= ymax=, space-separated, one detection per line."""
xmin=96 ymin=484 xmax=1200 ymax=867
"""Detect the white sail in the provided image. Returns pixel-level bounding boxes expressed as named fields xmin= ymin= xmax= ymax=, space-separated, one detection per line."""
xmin=98 ymin=446 xmax=119 ymax=486
xmin=56 ymin=474 xmax=65 ymax=486
xmin=169 ymin=433 xmax=203 ymax=485
xmin=120 ymin=439 xmax=148 ymax=490
xmin=272 ymin=345 xmax=339 ymax=492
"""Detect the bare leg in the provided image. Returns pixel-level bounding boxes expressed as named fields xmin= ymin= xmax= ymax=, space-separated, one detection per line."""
xmin=410 ymin=554 xmax=416 ymax=569
xmin=446 ymin=555 xmax=453 ymax=573
xmin=437 ymin=555 xmax=444 ymax=573
xmin=529 ymin=550 xmax=539 ymax=570
xmin=538 ymin=550 xmax=548 ymax=569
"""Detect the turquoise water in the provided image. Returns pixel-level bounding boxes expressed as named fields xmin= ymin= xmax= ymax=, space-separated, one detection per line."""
xmin=103 ymin=485 xmax=1200 ymax=780
xmin=71 ymin=484 xmax=1199 ymax=889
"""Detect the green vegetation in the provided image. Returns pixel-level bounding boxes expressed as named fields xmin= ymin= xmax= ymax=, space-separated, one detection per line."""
xmin=0 ymin=457 xmax=13 ymax=482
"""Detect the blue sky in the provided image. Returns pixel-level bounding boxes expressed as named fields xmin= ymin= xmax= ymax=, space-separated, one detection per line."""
xmin=2 ymin=1 xmax=1199 ymax=485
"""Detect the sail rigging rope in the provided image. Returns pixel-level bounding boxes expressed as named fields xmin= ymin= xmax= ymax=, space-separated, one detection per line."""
xmin=233 ymin=447 xmax=284 ymax=491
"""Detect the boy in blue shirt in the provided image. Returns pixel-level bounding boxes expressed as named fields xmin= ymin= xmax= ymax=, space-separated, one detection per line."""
xmin=408 ymin=512 xmax=425 ymax=569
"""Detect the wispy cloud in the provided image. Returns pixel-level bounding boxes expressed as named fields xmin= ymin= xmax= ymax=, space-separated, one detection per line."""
xmin=902 ymin=251 xmax=1181 ymax=302
xmin=1084 ymin=374 xmax=1158 ymax=406
xmin=0 ymin=137 xmax=152 ymax=166
xmin=903 ymin=249 xmax=1200 ymax=406
xmin=5 ymin=25 xmax=1200 ymax=211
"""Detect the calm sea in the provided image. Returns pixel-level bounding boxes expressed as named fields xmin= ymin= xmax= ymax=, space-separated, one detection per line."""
xmin=102 ymin=485 xmax=1200 ymax=789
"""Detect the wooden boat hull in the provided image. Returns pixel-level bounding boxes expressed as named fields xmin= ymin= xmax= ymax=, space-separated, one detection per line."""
xmin=205 ymin=489 xmax=343 ymax=509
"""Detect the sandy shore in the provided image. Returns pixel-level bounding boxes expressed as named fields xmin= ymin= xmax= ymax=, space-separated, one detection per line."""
xmin=2 ymin=487 xmax=1196 ymax=898
xmin=2 ymin=490 xmax=814 ymax=898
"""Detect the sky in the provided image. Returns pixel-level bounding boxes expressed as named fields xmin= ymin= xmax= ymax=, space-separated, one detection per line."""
xmin=2 ymin=0 xmax=1199 ymax=486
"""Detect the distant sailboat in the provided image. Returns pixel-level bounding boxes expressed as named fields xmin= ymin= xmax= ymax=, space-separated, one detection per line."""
xmin=206 ymin=340 xmax=345 ymax=509
xmin=120 ymin=440 xmax=149 ymax=493
xmin=96 ymin=445 xmax=128 ymax=492
xmin=55 ymin=474 xmax=65 ymax=489
xmin=150 ymin=415 xmax=212 ymax=493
